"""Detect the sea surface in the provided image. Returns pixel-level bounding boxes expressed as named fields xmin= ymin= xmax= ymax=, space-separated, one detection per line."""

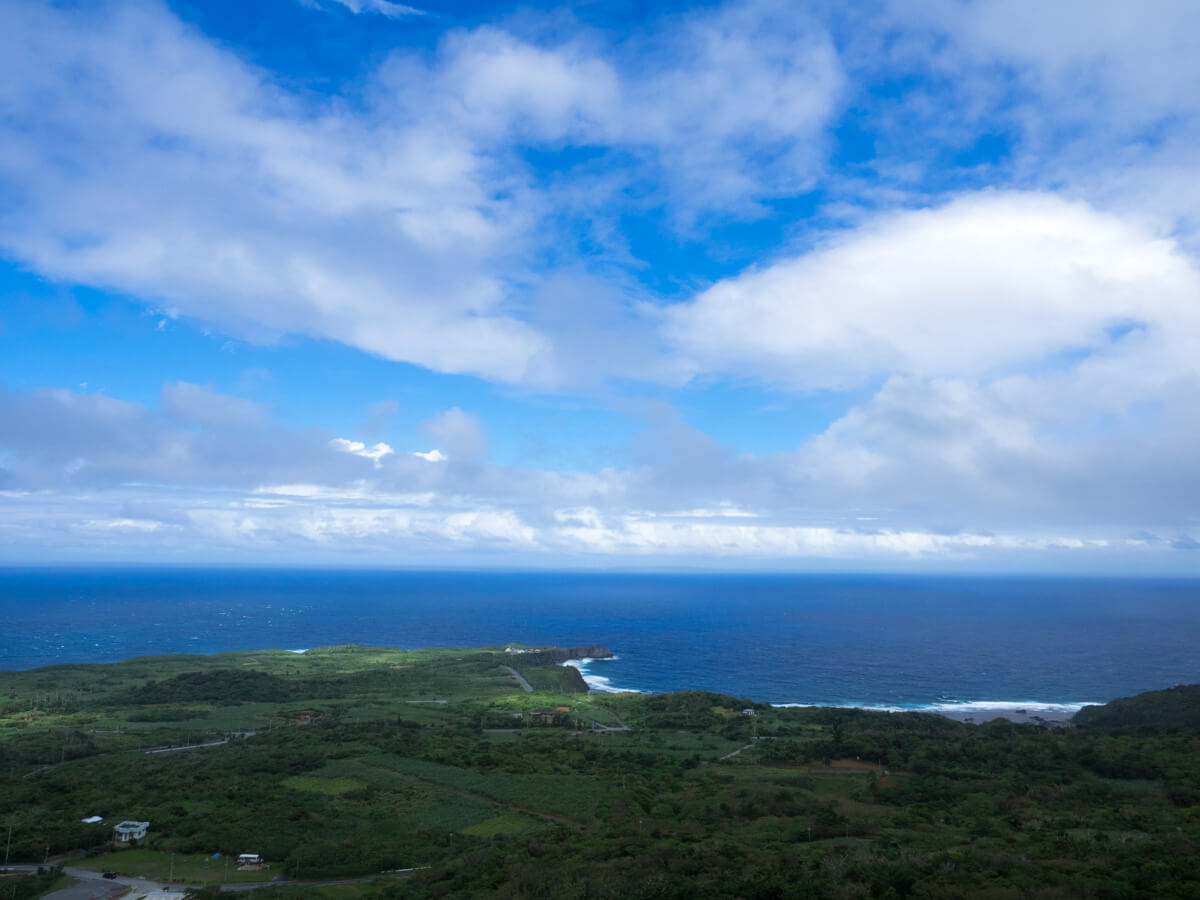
xmin=2 ymin=569 xmax=1199 ymax=714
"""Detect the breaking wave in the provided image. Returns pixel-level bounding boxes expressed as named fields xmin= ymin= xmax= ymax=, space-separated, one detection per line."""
xmin=770 ymin=699 xmax=1097 ymax=716
xmin=562 ymin=656 xmax=645 ymax=694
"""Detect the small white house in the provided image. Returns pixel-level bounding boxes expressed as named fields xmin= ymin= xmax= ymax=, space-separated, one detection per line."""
xmin=113 ymin=820 xmax=150 ymax=843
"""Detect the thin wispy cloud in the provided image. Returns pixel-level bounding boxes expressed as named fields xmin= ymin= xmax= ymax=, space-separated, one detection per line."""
xmin=305 ymin=0 xmax=425 ymax=18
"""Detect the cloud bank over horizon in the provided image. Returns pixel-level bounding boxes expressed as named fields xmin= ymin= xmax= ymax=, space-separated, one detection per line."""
xmin=0 ymin=0 xmax=1198 ymax=570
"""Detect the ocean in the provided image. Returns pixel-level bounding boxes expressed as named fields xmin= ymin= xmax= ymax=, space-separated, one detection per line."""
xmin=2 ymin=568 xmax=1198 ymax=715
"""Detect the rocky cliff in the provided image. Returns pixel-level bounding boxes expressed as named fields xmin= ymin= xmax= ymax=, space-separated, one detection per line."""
xmin=525 ymin=645 xmax=614 ymax=665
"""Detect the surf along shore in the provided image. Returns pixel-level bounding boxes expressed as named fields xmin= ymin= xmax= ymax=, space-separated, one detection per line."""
xmin=563 ymin=656 xmax=1088 ymax=725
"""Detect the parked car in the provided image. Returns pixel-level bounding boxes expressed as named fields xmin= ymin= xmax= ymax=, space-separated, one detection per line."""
xmin=102 ymin=872 xmax=118 ymax=880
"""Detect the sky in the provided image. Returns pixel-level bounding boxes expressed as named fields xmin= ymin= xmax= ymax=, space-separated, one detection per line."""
xmin=1 ymin=0 xmax=1199 ymax=571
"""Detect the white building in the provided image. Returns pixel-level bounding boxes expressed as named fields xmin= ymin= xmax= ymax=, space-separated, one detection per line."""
xmin=112 ymin=820 xmax=150 ymax=843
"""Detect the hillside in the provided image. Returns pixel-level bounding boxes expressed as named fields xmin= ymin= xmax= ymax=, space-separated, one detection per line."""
xmin=1 ymin=649 xmax=1198 ymax=899
xmin=1074 ymin=683 xmax=1200 ymax=735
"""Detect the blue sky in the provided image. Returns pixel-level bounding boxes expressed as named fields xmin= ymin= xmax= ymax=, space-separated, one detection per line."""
xmin=1 ymin=0 xmax=1199 ymax=570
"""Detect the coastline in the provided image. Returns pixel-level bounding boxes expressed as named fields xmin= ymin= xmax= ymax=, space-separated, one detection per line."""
xmin=563 ymin=658 xmax=1089 ymax=724
xmin=562 ymin=657 xmax=642 ymax=694
xmin=0 ymin=641 xmax=1101 ymax=727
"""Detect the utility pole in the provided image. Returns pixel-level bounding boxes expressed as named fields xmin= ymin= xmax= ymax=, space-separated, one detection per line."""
xmin=169 ymin=852 xmax=175 ymax=883
xmin=5 ymin=820 xmax=12 ymax=866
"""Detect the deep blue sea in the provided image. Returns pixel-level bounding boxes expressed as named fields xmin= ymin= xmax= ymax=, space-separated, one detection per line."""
xmin=2 ymin=569 xmax=1198 ymax=713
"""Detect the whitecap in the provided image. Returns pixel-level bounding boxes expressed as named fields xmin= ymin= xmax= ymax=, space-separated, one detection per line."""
xmin=562 ymin=657 xmax=643 ymax=694
xmin=769 ymin=699 xmax=1098 ymax=714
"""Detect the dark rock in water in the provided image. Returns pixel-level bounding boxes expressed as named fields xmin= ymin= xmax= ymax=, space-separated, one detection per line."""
xmin=527 ymin=646 xmax=613 ymax=665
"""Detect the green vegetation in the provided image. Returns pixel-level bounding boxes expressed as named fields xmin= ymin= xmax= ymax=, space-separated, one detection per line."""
xmin=2 ymin=645 xmax=1199 ymax=898
xmin=1074 ymin=683 xmax=1200 ymax=735
xmin=0 ymin=865 xmax=67 ymax=900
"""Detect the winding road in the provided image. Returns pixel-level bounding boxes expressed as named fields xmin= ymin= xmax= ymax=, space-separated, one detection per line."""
xmin=500 ymin=665 xmax=533 ymax=692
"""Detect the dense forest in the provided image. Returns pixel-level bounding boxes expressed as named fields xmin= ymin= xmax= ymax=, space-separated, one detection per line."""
xmin=1 ymin=645 xmax=1198 ymax=898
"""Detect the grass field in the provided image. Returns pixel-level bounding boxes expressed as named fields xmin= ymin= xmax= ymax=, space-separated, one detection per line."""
xmin=74 ymin=849 xmax=275 ymax=884
xmin=364 ymin=754 xmax=607 ymax=822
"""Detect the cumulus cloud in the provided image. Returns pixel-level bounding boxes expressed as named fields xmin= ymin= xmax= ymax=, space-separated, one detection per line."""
xmin=331 ymin=438 xmax=395 ymax=467
xmin=666 ymin=192 xmax=1200 ymax=389
xmin=656 ymin=187 xmax=1200 ymax=538
xmin=412 ymin=449 xmax=447 ymax=463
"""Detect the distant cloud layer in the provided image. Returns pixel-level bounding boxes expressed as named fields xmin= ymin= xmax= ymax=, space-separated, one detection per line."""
xmin=0 ymin=0 xmax=1198 ymax=567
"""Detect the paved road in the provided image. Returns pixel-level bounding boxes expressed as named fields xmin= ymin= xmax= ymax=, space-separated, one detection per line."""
xmin=500 ymin=665 xmax=533 ymax=692
xmin=144 ymin=738 xmax=228 ymax=754
xmin=4 ymin=864 xmax=425 ymax=900
xmin=4 ymin=865 xmax=165 ymax=900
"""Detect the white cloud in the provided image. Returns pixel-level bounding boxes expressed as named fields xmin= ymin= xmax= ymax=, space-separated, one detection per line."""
xmin=91 ymin=518 xmax=164 ymax=532
xmin=4 ymin=3 xmax=1200 ymax=569
xmin=659 ymin=505 xmax=758 ymax=519
xmin=904 ymin=0 xmax=1200 ymax=130
xmin=431 ymin=3 xmax=840 ymax=212
xmin=2 ymin=380 xmax=1198 ymax=568
xmin=434 ymin=29 xmax=621 ymax=141
xmin=330 ymin=438 xmax=395 ymax=466
xmin=164 ymin=382 xmax=264 ymax=428
xmin=0 ymin=1 xmax=843 ymax=388
xmin=862 ymin=0 xmax=1200 ymax=248
xmin=0 ymin=381 xmax=368 ymax=491
xmin=0 ymin=2 xmax=545 ymax=384
xmin=786 ymin=367 xmax=1200 ymax=530
xmin=553 ymin=518 xmax=1017 ymax=558
xmin=617 ymin=0 xmax=842 ymax=212
xmin=666 ymin=192 xmax=1200 ymax=389
xmin=419 ymin=407 xmax=487 ymax=464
